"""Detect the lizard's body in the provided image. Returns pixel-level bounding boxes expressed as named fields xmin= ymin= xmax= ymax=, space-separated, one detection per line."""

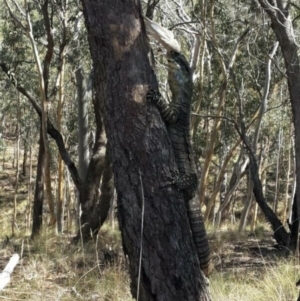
xmin=144 ymin=17 xmax=211 ymax=276
xmin=148 ymin=51 xmax=211 ymax=275
xmin=149 ymin=51 xmax=198 ymax=200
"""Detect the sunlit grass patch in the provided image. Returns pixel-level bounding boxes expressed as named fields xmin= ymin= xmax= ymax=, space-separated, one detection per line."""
xmin=210 ymin=258 xmax=299 ymax=301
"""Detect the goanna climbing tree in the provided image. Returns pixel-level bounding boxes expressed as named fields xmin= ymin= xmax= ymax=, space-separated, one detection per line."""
xmin=81 ymin=0 xmax=211 ymax=300
xmin=145 ymin=17 xmax=211 ymax=276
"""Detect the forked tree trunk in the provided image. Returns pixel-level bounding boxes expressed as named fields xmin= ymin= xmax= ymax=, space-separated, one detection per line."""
xmin=216 ymin=149 xmax=248 ymax=227
xmin=78 ymin=147 xmax=114 ymax=240
xmin=78 ymin=97 xmax=107 ymax=240
xmin=231 ymin=67 xmax=289 ymax=246
xmin=81 ymin=1 xmax=211 ymax=300
xmin=239 ymin=41 xmax=278 ymax=232
xmin=257 ymin=0 xmax=300 ymax=251
xmin=24 ymin=1 xmax=56 ymax=226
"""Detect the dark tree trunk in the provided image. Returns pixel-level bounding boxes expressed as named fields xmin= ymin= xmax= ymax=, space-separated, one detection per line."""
xmin=257 ymin=0 xmax=300 ymax=251
xmin=21 ymin=131 xmax=29 ymax=177
xmin=288 ymin=194 xmax=299 ymax=251
xmin=81 ymin=1 xmax=211 ymax=300
xmin=79 ymin=146 xmax=114 ymax=240
xmin=31 ymin=126 xmax=45 ymax=238
xmin=78 ymin=93 xmax=107 ymax=238
xmin=248 ymin=151 xmax=289 ymax=245
xmin=145 ymin=0 xmax=160 ymax=19
xmin=231 ymin=68 xmax=290 ymax=246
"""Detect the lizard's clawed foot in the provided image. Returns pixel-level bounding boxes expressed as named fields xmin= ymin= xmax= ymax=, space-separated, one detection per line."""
xmin=146 ymin=89 xmax=161 ymax=104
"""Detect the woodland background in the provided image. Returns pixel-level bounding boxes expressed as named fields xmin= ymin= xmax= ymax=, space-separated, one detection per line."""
xmin=0 ymin=0 xmax=300 ymax=300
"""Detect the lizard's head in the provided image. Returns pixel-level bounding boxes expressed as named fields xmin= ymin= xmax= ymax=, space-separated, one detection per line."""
xmin=167 ymin=51 xmax=192 ymax=97
xmin=168 ymin=51 xmax=191 ymax=76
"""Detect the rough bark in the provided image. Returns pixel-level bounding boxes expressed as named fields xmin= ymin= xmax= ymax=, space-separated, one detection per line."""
xmin=81 ymin=1 xmax=211 ymax=300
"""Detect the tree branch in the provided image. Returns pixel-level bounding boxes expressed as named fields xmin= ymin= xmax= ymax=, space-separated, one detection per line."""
xmin=0 ymin=62 xmax=82 ymax=190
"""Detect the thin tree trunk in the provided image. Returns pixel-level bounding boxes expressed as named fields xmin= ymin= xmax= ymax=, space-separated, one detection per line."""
xmin=239 ymin=41 xmax=279 ymax=232
xmin=21 ymin=130 xmax=29 ymax=176
xmin=75 ymin=66 xmax=90 ymax=226
xmin=288 ymin=134 xmax=296 ymax=224
xmin=257 ymin=0 xmax=300 ymax=251
xmin=25 ymin=146 xmax=33 ymax=234
xmin=31 ymin=126 xmax=45 ymax=238
xmin=206 ymin=137 xmax=241 ymax=219
xmin=0 ymin=63 xmax=83 ymax=190
xmin=78 ymin=146 xmax=114 ymax=240
xmin=283 ymin=128 xmax=292 ymax=223
xmin=251 ymin=140 xmax=270 ymax=232
xmin=78 ymin=101 xmax=107 ymax=240
xmin=56 ymin=39 xmax=67 ymax=234
xmin=202 ymin=24 xmax=250 ymax=220
xmin=56 ymin=2 xmax=70 ymax=233
xmin=24 ymin=1 xmax=56 ymax=226
xmin=191 ymin=0 xmax=207 ymax=134
xmin=65 ymin=169 xmax=72 ymax=232
xmin=232 ymin=70 xmax=289 ymax=246
xmin=216 ymin=149 xmax=248 ymax=227
xmin=273 ymin=129 xmax=282 ymax=213
xmin=12 ymin=93 xmax=20 ymax=237
xmin=76 ymin=67 xmax=90 ymax=180
xmin=2 ymin=145 xmax=5 ymax=171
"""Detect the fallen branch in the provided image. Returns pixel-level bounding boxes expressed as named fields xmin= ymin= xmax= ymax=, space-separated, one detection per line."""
xmin=0 ymin=254 xmax=20 ymax=291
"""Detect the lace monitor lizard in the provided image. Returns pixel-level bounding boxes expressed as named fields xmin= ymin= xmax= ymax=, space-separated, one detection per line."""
xmin=144 ymin=17 xmax=211 ymax=276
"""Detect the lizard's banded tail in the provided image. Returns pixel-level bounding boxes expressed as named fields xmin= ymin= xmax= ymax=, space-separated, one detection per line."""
xmin=187 ymin=197 xmax=212 ymax=276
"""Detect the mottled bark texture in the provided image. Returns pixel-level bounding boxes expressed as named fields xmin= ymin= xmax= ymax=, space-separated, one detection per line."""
xmin=81 ymin=1 xmax=211 ymax=300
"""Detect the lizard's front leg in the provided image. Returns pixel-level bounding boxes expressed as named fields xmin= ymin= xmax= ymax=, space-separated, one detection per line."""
xmin=147 ymin=89 xmax=179 ymax=124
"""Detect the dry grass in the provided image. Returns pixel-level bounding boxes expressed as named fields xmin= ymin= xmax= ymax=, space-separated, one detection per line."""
xmin=0 ymin=151 xmax=299 ymax=300
xmin=0 ymin=229 xmax=133 ymax=301
xmin=210 ymin=259 xmax=299 ymax=301
xmin=0 ymin=228 xmax=299 ymax=300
